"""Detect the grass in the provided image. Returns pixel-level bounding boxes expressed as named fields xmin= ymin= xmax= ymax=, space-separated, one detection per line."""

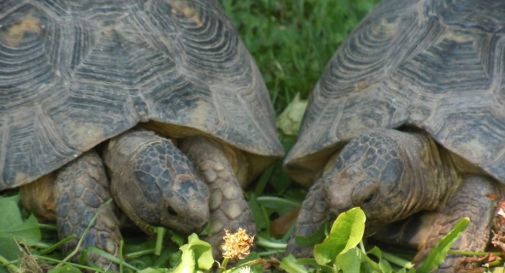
xmin=0 ymin=1 xmax=384 ymax=272
xmin=220 ymin=0 xmax=377 ymax=114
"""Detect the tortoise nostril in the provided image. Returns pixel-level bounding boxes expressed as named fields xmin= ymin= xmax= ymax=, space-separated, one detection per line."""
xmin=167 ymin=205 xmax=178 ymax=217
xmin=363 ymin=193 xmax=374 ymax=205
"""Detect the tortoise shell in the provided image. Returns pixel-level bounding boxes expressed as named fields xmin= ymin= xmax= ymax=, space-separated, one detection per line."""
xmin=0 ymin=0 xmax=283 ymax=190
xmin=284 ymin=0 xmax=505 ymax=186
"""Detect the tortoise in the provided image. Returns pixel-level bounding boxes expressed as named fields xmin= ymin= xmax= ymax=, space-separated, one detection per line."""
xmin=283 ymin=0 xmax=505 ymax=271
xmin=0 ymin=0 xmax=283 ymax=270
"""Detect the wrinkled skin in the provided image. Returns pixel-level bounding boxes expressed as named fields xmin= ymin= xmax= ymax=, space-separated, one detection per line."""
xmin=289 ymin=129 xmax=501 ymax=272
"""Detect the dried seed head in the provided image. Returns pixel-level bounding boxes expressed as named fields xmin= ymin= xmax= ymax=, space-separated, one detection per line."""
xmin=221 ymin=228 xmax=254 ymax=260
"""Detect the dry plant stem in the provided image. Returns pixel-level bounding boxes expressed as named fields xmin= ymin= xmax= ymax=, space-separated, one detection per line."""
xmin=449 ymin=250 xmax=502 ymax=257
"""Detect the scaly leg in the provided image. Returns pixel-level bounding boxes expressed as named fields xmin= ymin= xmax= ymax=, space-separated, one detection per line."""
xmin=287 ymin=179 xmax=329 ymax=257
xmin=376 ymin=175 xmax=499 ymax=273
xmin=415 ymin=176 xmax=498 ymax=272
xmin=55 ymin=151 xmax=121 ymax=271
xmin=179 ymin=136 xmax=255 ymax=252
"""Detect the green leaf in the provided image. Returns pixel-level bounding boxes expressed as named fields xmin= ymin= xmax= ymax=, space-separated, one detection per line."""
xmin=378 ymin=256 xmax=393 ymax=272
xmin=367 ymin=247 xmax=394 ymax=272
xmin=268 ymin=161 xmax=296 ymax=194
xmin=256 ymin=196 xmax=299 ymax=214
xmin=169 ymin=230 xmax=186 ymax=247
xmin=335 ymin=248 xmax=361 ymax=273
xmin=172 ymin=245 xmax=195 ymax=273
xmin=0 ymin=195 xmax=41 ymax=260
xmin=254 ymin=166 xmax=274 ymax=196
xmin=47 ymin=264 xmax=82 ymax=273
xmin=279 ymin=255 xmax=309 ymax=273
xmin=172 ymin=234 xmax=214 ymax=273
xmin=417 ymin=218 xmax=470 ymax=273
xmin=313 ymin=207 xmax=366 ymax=265
xmin=247 ymin=194 xmax=269 ymax=231
xmin=276 ymin=93 xmax=308 ymax=136
xmin=190 ymin=238 xmax=213 ymax=270
xmin=294 ymin=221 xmax=328 ymax=247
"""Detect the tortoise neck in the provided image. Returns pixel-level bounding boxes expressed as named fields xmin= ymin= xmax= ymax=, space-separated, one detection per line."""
xmin=398 ymin=131 xmax=461 ymax=218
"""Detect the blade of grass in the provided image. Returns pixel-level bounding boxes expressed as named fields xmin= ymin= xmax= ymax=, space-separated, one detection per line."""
xmin=153 ymin=248 xmax=173 ymax=267
xmin=37 ymin=235 xmax=77 ymax=255
xmin=256 ymin=196 xmax=299 ymax=210
xmin=381 ymin=250 xmax=415 ymax=269
xmin=34 ymin=255 xmax=108 ymax=273
xmin=417 ymin=218 xmax=470 ymax=273
xmin=37 ymin=223 xmax=57 ymax=231
xmin=124 ymin=249 xmax=156 ymax=259
xmin=0 ymin=254 xmax=19 ymax=273
xmin=256 ymin=235 xmax=287 ymax=249
xmin=254 ymin=167 xmax=274 ymax=196
xmin=86 ymin=248 xmax=139 ymax=271
xmin=155 ymin=227 xmax=166 ymax=256
xmin=279 ymin=255 xmax=309 ymax=273
xmin=119 ymin=240 xmax=124 ymax=273
xmin=54 ymin=199 xmax=113 ymax=271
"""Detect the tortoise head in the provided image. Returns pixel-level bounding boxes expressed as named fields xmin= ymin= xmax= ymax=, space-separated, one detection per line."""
xmin=105 ymin=131 xmax=210 ymax=234
xmin=322 ymin=129 xmax=407 ymax=226
xmin=127 ymin=142 xmax=211 ymax=233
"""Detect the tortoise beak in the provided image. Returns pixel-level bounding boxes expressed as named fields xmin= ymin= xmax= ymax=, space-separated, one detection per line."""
xmin=327 ymin=182 xmax=353 ymax=215
xmin=164 ymin=175 xmax=210 ymax=232
xmin=323 ymin=169 xmax=357 ymax=214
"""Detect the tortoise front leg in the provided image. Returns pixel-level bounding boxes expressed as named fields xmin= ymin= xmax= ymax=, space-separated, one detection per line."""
xmin=413 ymin=175 xmax=498 ymax=273
xmin=376 ymin=175 xmax=498 ymax=273
xmin=55 ymin=151 xmax=121 ymax=271
xmin=179 ymin=137 xmax=256 ymax=252
xmin=287 ymin=179 xmax=329 ymax=257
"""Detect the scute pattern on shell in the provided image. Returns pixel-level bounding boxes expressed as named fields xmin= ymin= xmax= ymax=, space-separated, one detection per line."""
xmin=285 ymin=0 xmax=505 ymax=184
xmin=0 ymin=0 xmax=283 ymax=190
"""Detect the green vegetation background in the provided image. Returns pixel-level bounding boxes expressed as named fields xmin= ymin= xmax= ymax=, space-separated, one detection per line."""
xmin=220 ymin=0 xmax=377 ymax=114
